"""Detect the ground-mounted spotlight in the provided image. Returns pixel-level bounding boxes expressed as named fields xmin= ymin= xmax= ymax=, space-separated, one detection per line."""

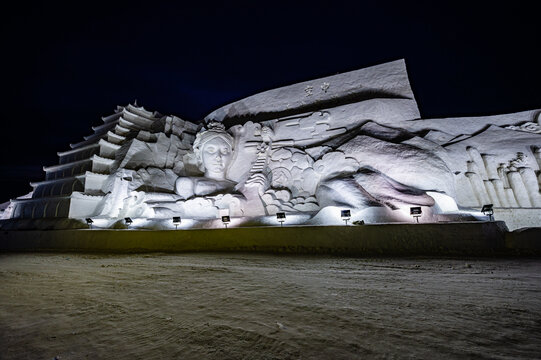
xmin=172 ymin=216 xmax=181 ymax=230
xmin=85 ymin=218 xmax=93 ymax=229
xmin=275 ymin=212 xmax=286 ymax=227
xmin=481 ymin=204 xmax=494 ymax=221
xmin=410 ymin=207 xmax=422 ymax=223
xmin=341 ymin=209 xmax=351 ymax=226
xmin=222 ymin=215 xmax=231 ymax=229
xmin=124 ymin=217 xmax=133 ymax=229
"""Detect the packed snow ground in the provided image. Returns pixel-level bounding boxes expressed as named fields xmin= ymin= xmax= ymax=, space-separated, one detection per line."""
xmin=1 ymin=254 xmax=540 ymax=359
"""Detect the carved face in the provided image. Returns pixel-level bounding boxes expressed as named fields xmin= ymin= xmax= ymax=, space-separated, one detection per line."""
xmin=201 ymin=136 xmax=232 ymax=180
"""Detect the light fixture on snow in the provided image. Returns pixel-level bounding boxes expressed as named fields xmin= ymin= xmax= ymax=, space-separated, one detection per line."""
xmin=410 ymin=207 xmax=422 ymax=223
xmin=172 ymin=216 xmax=181 ymax=230
xmin=276 ymin=212 xmax=286 ymax=227
xmin=85 ymin=218 xmax=93 ymax=229
xmin=222 ymin=215 xmax=231 ymax=229
xmin=481 ymin=204 xmax=494 ymax=221
xmin=124 ymin=217 xmax=133 ymax=229
xmin=341 ymin=209 xmax=351 ymax=226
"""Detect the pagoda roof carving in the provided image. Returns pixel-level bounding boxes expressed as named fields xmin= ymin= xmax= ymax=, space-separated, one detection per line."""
xmin=125 ymin=104 xmax=162 ymax=120
xmin=101 ymin=112 xmax=122 ymax=123
xmin=114 ymin=125 xmax=131 ymax=136
xmin=30 ymin=174 xmax=85 ymax=187
xmin=57 ymin=143 xmax=100 ymax=157
xmin=43 ymin=158 xmax=92 ymax=172
xmin=107 ymin=131 xmax=126 ymax=144
xmin=91 ymin=154 xmax=115 ymax=165
xmin=118 ymin=117 xmax=138 ymax=130
xmin=70 ymin=191 xmax=105 ymax=200
xmin=121 ymin=112 xmax=159 ymax=130
xmin=10 ymin=195 xmax=71 ymax=204
xmin=98 ymin=138 xmax=121 ymax=151
xmin=84 ymin=171 xmax=109 ymax=179
xmin=70 ymin=133 xmax=106 ymax=149
xmin=91 ymin=120 xmax=119 ymax=134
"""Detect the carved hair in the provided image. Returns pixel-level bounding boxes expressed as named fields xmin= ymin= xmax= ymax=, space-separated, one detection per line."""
xmin=192 ymin=122 xmax=234 ymax=170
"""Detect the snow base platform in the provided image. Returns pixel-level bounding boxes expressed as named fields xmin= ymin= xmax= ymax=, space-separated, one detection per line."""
xmin=1 ymin=221 xmax=540 ymax=256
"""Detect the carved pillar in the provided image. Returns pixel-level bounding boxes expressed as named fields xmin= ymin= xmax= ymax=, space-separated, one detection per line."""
xmin=507 ymin=170 xmax=532 ymax=207
xmin=519 ymin=167 xmax=541 ymax=207
xmin=491 ymin=179 xmax=509 ymax=207
xmin=534 ymin=148 xmax=541 ymax=170
xmin=484 ymin=180 xmax=501 ymax=207
xmin=497 ymin=164 xmax=510 ymax=188
xmin=482 ymin=154 xmax=499 ymax=180
xmin=505 ymin=188 xmax=519 ymax=207
xmin=465 ymin=172 xmax=490 ymax=206
xmin=467 ymin=147 xmax=488 ymax=179
xmin=535 ymin=148 xmax=541 ymax=191
xmin=467 ymin=161 xmax=482 ymax=175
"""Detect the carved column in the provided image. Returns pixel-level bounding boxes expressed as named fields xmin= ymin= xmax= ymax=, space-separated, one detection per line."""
xmin=482 ymin=154 xmax=499 ymax=180
xmin=519 ymin=167 xmax=541 ymax=207
xmin=497 ymin=164 xmax=510 ymax=188
xmin=467 ymin=147 xmax=488 ymax=179
xmin=536 ymin=148 xmax=541 ymax=192
xmin=467 ymin=161 xmax=482 ymax=176
xmin=507 ymin=170 xmax=532 ymax=207
xmin=505 ymin=188 xmax=519 ymax=207
xmin=483 ymin=180 xmax=500 ymax=206
xmin=491 ymin=179 xmax=509 ymax=207
xmin=534 ymin=148 xmax=541 ymax=170
xmin=465 ymin=172 xmax=490 ymax=206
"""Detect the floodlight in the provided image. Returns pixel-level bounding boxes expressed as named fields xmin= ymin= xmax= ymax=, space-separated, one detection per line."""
xmin=85 ymin=218 xmax=93 ymax=229
xmin=124 ymin=217 xmax=133 ymax=229
xmin=276 ymin=212 xmax=286 ymax=227
xmin=172 ymin=216 xmax=181 ymax=230
xmin=341 ymin=209 xmax=351 ymax=226
xmin=222 ymin=215 xmax=231 ymax=229
xmin=410 ymin=207 xmax=422 ymax=223
xmin=481 ymin=204 xmax=494 ymax=221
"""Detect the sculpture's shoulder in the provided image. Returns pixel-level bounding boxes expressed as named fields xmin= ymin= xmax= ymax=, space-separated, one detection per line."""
xmin=175 ymin=176 xmax=196 ymax=199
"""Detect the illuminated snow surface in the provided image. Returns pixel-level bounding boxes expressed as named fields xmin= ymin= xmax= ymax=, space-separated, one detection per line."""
xmin=1 ymin=254 xmax=540 ymax=359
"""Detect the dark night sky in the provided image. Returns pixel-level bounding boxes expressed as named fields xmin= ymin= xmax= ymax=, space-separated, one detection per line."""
xmin=0 ymin=1 xmax=539 ymax=202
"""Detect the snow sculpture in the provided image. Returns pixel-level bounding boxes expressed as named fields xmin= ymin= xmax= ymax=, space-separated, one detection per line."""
xmin=1 ymin=60 xmax=539 ymax=230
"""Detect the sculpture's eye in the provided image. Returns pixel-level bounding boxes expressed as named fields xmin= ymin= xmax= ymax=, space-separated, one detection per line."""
xmin=220 ymin=147 xmax=231 ymax=155
xmin=205 ymin=146 xmax=217 ymax=154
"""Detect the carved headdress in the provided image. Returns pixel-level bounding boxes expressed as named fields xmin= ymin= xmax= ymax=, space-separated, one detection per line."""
xmin=192 ymin=121 xmax=234 ymax=169
xmin=193 ymin=122 xmax=234 ymax=151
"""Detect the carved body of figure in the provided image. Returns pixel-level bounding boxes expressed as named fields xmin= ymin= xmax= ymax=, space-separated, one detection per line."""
xmin=175 ymin=123 xmax=268 ymax=216
xmin=316 ymin=168 xmax=436 ymax=211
